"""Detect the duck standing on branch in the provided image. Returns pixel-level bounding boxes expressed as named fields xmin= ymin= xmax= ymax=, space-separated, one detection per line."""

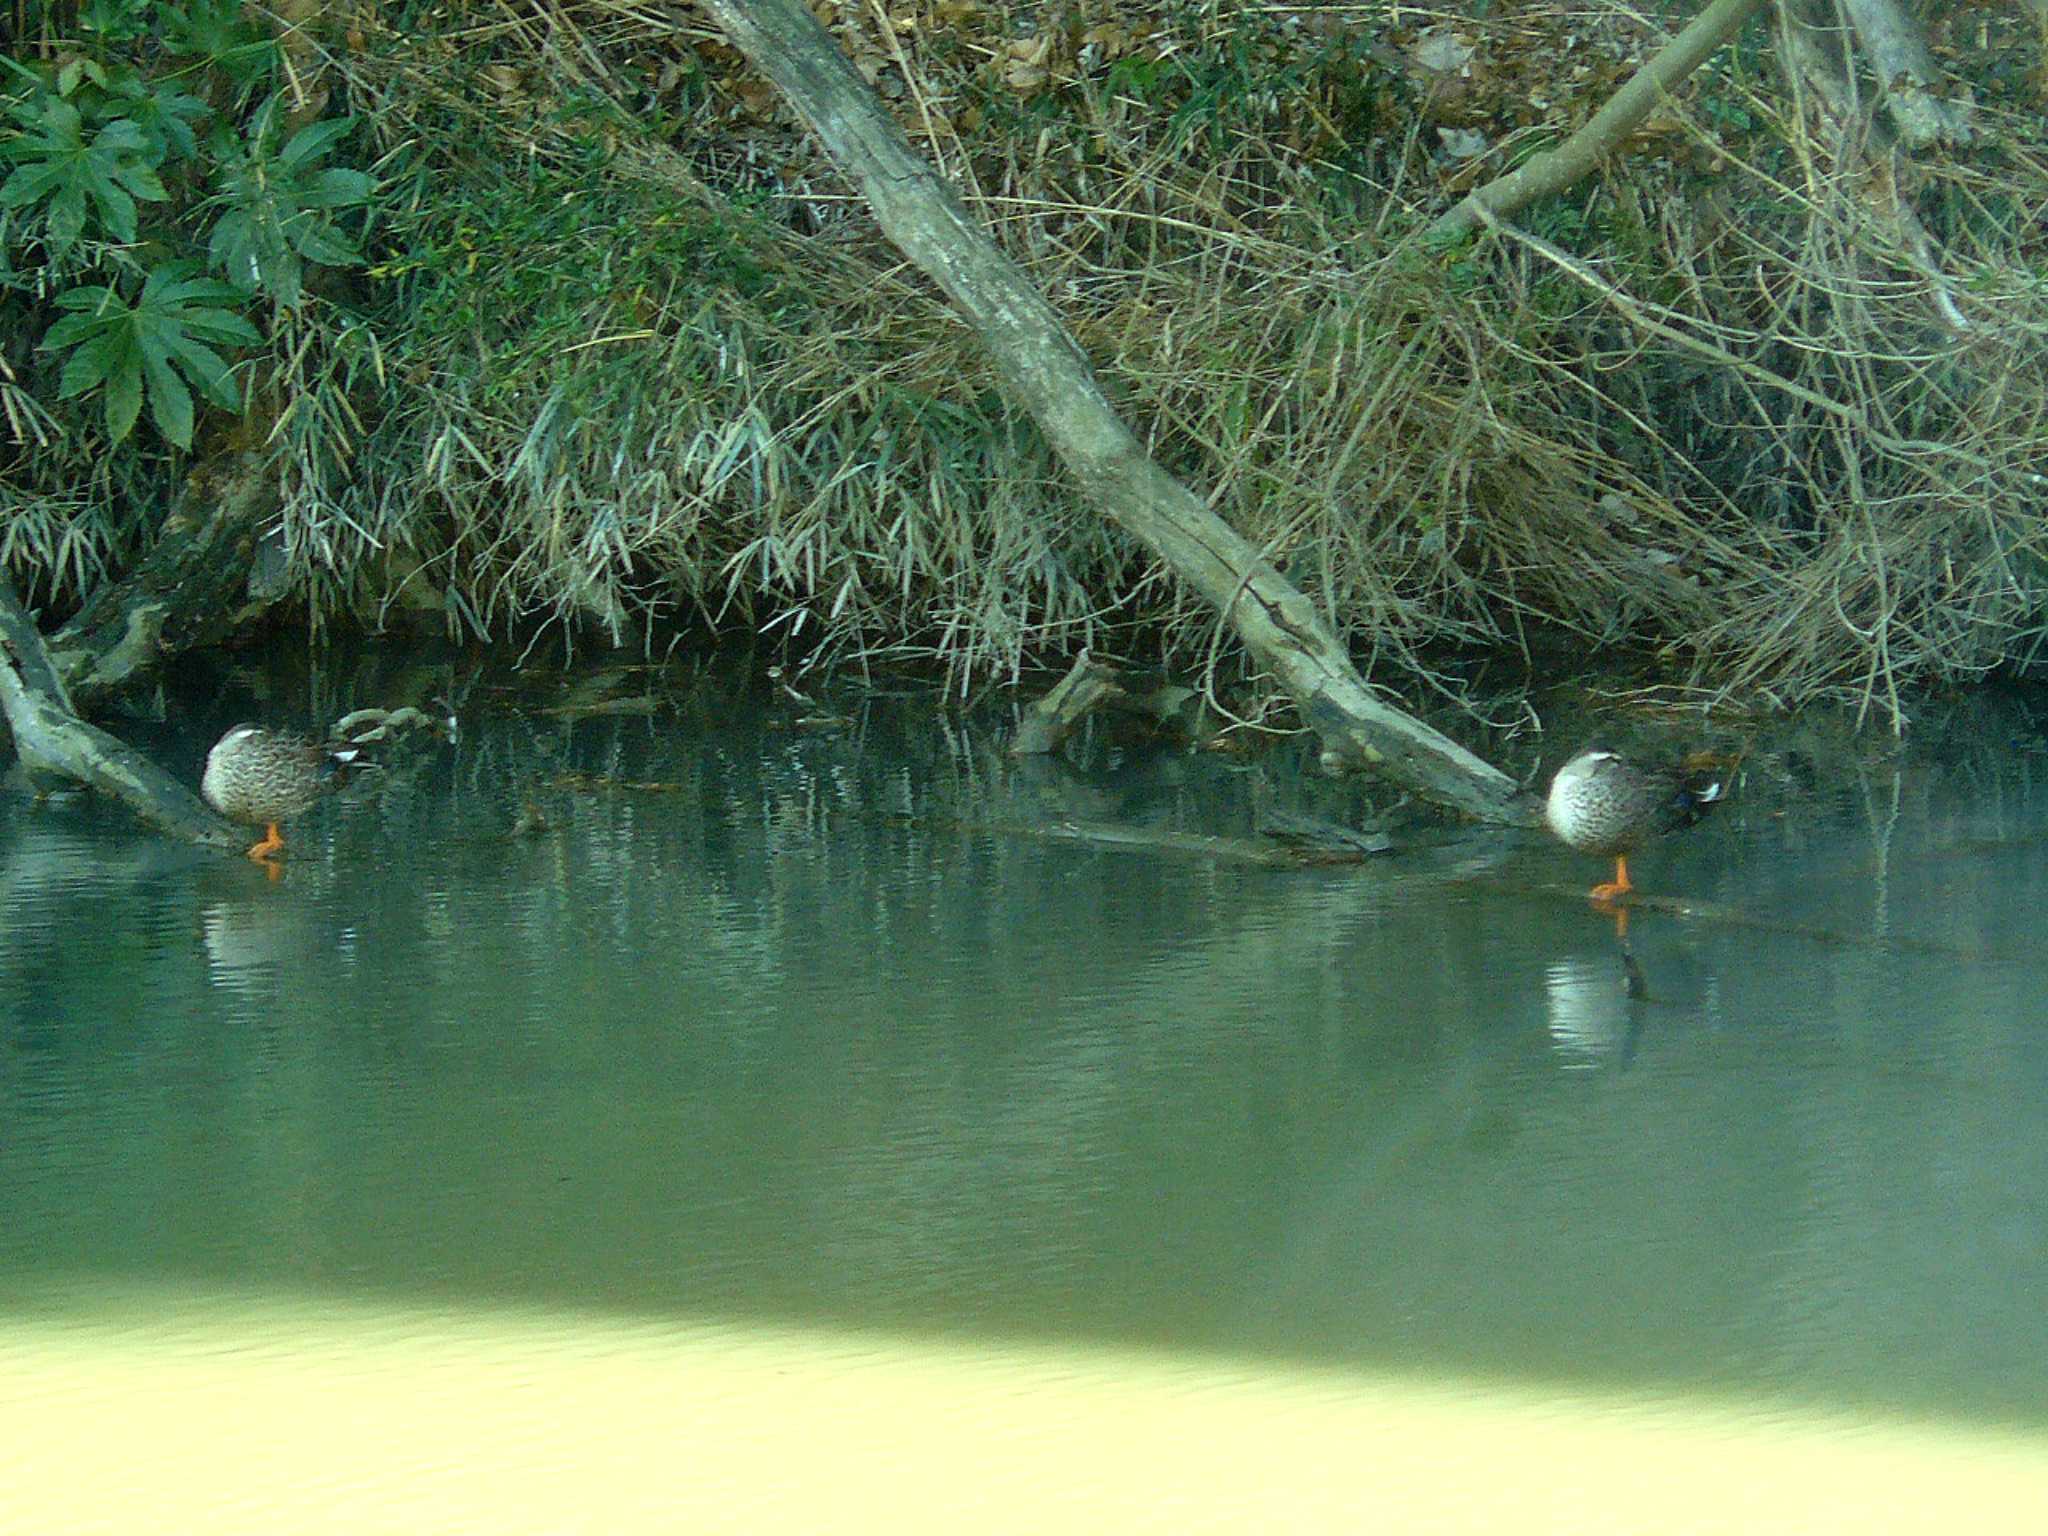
xmin=200 ymin=725 xmax=370 ymax=863
xmin=1545 ymin=747 xmax=1732 ymax=902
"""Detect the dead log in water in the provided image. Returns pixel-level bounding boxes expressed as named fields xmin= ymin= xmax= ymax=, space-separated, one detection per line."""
xmin=0 ymin=574 xmax=239 ymax=849
xmin=696 ymin=0 xmax=1532 ymax=826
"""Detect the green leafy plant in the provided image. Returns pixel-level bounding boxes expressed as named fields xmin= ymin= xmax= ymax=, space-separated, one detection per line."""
xmin=105 ymin=76 xmax=211 ymax=164
xmin=75 ymin=0 xmax=157 ymax=51
xmin=40 ymin=263 xmax=260 ymax=446
xmin=0 ymin=96 xmax=166 ymax=254
xmin=205 ymin=96 xmax=372 ymax=305
xmin=163 ymin=0 xmax=281 ymax=96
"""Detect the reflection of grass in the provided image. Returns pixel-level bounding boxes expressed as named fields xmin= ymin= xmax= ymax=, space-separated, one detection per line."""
xmin=7 ymin=1279 xmax=2044 ymax=1532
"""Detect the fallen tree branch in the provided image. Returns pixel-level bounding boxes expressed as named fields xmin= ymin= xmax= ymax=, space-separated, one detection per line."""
xmin=1779 ymin=0 xmax=1971 ymax=332
xmin=0 ymin=574 xmax=239 ymax=849
xmin=1010 ymin=651 xmax=1126 ymax=757
xmin=696 ymin=0 xmax=1529 ymax=823
xmin=1427 ymin=0 xmax=1769 ymax=244
xmin=1836 ymin=0 xmax=1975 ymax=149
xmin=963 ymin=817 xmax=1379 ymax=869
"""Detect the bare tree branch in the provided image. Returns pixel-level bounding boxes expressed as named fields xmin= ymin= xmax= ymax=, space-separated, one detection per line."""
xmin=1428 ymin=0 xmax=1770 ymax=244
xmin=1837 ymin=0 xmax=1975 ymax=148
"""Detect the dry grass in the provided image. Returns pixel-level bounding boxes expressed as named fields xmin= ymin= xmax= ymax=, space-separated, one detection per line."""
xmin=12 ymin=2 xmax=2046 ymax=727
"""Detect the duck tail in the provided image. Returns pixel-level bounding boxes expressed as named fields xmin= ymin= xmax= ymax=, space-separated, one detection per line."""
xmin=319 ymin=740 xmax=377 ymax=782
xmin=1671 ymin=750 xmax=1739 ymax=824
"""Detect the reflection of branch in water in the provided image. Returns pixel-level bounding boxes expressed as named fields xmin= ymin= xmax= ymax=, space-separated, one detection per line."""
xmin=1851 ymin=760 xmax=1898 ymax=941
xmin=1605 ymin=903 xmax=1649 ymax=998
xmin=1486 ymin=876 xmax=2021 ymax=966
xmin=1542 ymin=926 xmax=1650 ymax=1068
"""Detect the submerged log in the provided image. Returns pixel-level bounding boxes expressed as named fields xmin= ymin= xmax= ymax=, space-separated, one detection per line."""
xmin=1013 ymin=653 xmax=1218 ymax=756
xmin=969 ymin=817 xmax=1380 ymax=869
xmin=698 ymin=0 xmax=1531 ymax=826
xmin=0 ymin=575 xmax=239 ymax=848
xmin=1010 ymin=652 xmax=1128 ymax=757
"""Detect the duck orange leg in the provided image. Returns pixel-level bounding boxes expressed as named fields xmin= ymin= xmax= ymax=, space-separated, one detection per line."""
xmin=245 ymin=822 xmax=286 ymax=862
xmin=1589 ymin=854 xmax=1632 ymax=904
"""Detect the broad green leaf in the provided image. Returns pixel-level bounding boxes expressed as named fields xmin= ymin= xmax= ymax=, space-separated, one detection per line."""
xmin=141 ymin=347 xmax=194 ymax=447
xmin=290 ymin=223 xmax=360 ymax=266
xmin=116 ymin=160 xmax=168 ymax=201
xmin=41 ymin=310 xmax=108 ymax=349
xmin=304 ymin=168 xmax=375 ymax=208
xmin=57 ymin=339 xmax=113 ymax=398
xmin=201 ymin=97 xmax=368 ymax=304
xmin=103 ymin=353 xmax=144 ymax=444
xmin=84 ymin=168 xmax=139 ymax=242
xmin=47 ymin=185 xmax=87 ymax=252
xmin=165 ymin=0 xmax=280 ymax=88
xmin=104 ymin=78 xmax=211 ymax=162
xmin=161 ymin=332 xmax=243 ymax=409
xmin=278 ymin=117 xmax=356 ymax=172
xmin=37 ymin=265 xmax=258 ymax=447
xmin=0 ymin=163 xmax=65 ymax=206
xmin=1 ymin=99 xmax=164 ymax=254
xmin=51 ymin=283 xmax=120 ymax=311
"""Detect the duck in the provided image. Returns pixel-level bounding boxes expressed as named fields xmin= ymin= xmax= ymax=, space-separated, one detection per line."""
xmin=200 ymin=724 xmax=368 ymax=862
xmin=1544 ymin=747 xmax=1731 ymax=901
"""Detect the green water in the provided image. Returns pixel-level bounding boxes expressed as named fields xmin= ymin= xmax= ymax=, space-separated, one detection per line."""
xmin=4 ymin=665 xmax=2047 ymax=1428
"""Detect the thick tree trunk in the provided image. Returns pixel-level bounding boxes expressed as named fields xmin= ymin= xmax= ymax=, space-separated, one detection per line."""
xmin=0 ymin=574 xmax=240 ymax=848
xmin=696 ymin=0 xmax=1528 ymax=823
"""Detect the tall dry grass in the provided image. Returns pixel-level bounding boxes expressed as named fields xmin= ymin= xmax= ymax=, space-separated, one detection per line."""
xmin=11 ymin=2 xmax=2045 ymax=727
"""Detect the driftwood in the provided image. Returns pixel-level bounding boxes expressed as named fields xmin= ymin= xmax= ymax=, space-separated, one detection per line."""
xmin=0 ymin=574 xmax=239 ymax=849
xmin=1832 ymin=0 xmax=1975 ymax=149
xmin=1011 ymin=652 xmax=1125 ymax=757
xmin=1254 ymin=808 xmax=1395 ymax=859
xmin=968 ymin=817 xmax=1383 ymax=869
xmin=1010 ymin=652 xmax=1208 ymax=756
xmin=0 ymin=446 xmax=284 ymax=850
xmin=697 ymin=0 xmax=1529 ymax=826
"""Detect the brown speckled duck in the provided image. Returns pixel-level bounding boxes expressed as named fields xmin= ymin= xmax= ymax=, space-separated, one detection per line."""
xmin=200 ymin=724 xmax=367 ymax=862
xmin=1545 ymin=747 xmax=1732 ymax=901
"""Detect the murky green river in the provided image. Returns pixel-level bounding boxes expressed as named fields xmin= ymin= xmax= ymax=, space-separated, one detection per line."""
xmin=4 ymin=659 xmax=2047 ymax=1463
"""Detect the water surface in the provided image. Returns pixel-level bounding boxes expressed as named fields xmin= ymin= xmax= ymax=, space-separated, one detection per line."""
xmin=4 ymin=664 xmax=2047 ymax=1435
